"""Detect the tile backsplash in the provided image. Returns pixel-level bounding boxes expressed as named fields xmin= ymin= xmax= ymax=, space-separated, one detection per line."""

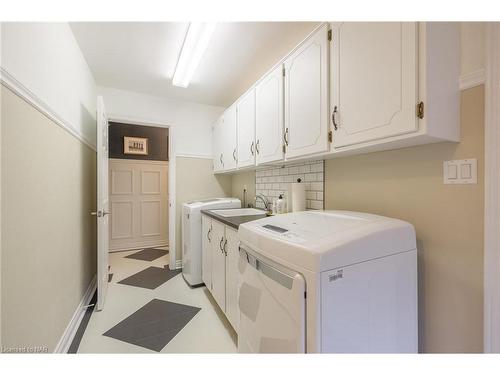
xmin=255 ymin=160 xmax=324 ymax=210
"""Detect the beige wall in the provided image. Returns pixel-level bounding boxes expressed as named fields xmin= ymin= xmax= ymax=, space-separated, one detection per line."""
xmin=461 ymin=22 xmax=486 ymax=75
xmin=1 ymin=86 xmax=97 ymax=351
xmin=231 ymin=170 xmax=256 ymax=208
xmin=324 ymin=86 xmax=485 ymax=352
xmin=175 ymin=157 xmax=232 ymax=261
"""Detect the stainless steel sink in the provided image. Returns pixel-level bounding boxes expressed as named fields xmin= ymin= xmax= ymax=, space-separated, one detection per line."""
xmin=214 ymin=208 xmax=266 ymax=217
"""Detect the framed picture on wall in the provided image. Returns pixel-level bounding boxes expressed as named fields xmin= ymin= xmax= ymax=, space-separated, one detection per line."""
xmin=124 ymin=136 xmax=149 ymax=155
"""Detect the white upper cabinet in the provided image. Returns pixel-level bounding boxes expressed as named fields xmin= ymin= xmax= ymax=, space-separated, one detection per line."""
xmin=222 ymin=104 xmax=238 ymax=171
xmin=237 ymin=88 xmax=256 ymax=169
xmin=255 ymin=64 xmax=285 ymax=165
xmin=212 ymin=116 xmax=224 ymax=173
xmin=284 ymin=23 xmax=329 ymax=159
xmin=330 ymin=22 xmax=418 ymax=148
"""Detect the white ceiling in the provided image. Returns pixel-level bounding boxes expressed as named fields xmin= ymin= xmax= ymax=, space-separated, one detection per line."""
xmin=70 ymin=22 xmax=319 ymax=107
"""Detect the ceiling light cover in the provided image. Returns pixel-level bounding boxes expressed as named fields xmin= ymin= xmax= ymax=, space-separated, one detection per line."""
xmin=172 ymin=22 xmax=217 ymax=88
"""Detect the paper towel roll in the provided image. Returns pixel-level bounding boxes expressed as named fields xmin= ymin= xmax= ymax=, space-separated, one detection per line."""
xmin=287 ymin=182 xmax=306 ymax=212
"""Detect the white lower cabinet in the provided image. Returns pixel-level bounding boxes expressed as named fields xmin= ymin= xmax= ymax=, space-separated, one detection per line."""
xmin=202 ymin=214 xmax=240 ymax=332
xmin=211 ymin=219 xmax=226 ymax=311
xmin=201 ymin=214 xmax=212 ymax=289
xmin=224 ymin=227 xmax=240 ymax=331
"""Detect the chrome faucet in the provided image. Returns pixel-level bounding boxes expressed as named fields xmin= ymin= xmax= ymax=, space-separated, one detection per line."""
xmin=255 ymin=194 xmax=271 ymax=213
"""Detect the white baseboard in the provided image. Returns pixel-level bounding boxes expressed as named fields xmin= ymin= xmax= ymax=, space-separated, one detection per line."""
xmin=53 ymin=275 xmax=97 ymax=353
xmin=175 ymin=260 xmax=183 ymax=269
xmin=460 ymin=68 xmax=486 ymax=90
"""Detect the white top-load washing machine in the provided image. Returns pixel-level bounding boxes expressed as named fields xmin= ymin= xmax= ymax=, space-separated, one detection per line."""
xmin=237 ymin=210 xmax=418 ymax=353
xmin=182 ymin=198 xmax=241 ymax=287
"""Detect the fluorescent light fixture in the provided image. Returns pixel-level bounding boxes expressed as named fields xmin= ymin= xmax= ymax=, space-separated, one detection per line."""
xmin=172 ymin=22 xmax=217 ymax=88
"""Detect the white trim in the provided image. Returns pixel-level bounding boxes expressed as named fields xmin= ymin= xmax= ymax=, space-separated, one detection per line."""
xmin=176 ymin=153 xmax=213 ymax=160
xmin=53 ymin=275 xmax=97 ymax=353
xmin=168 ymin=127 xmax=177 ymax=270
xmin=484 ymin=22 xmax=500 ymax=354
xmin=0 ymin=68 xmax=97 ymax=151
xmin=460 ymin=68 xmax=486 ymax=90
xmin=107 ymin=115 xmax=178 ymax=272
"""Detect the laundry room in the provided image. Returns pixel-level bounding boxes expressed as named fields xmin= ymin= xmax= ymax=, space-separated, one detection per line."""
xmin=1 ymin=1 xmax=499 ymax=373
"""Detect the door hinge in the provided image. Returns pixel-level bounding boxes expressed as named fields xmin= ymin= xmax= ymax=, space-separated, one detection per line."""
xmin=282 ymin=66 xmax=285 ymax=77
xmin=328 ymin=130 xmax=333 ymax=143
xmin=328 ymin=29 xmax=332 ymax=42
xmin=417 ymin=101 xmax=424 ymax=119
xmin=304 ymin=291 xmax=307 ymax=299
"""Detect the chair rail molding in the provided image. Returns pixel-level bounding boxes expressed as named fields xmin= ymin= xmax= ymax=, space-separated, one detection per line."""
xmin=0 ymin=67 xmax=97 ymax=151
xmin=484 ymin=22 xmax=500 ymax=354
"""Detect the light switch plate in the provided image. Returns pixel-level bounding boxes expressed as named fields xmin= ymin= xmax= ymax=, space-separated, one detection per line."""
xmin=443 ymin=159 xmax=477 ymax=184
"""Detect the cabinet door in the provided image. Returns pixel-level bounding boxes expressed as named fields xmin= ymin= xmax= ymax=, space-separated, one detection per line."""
xmin=211 ymin=220 xmax=226 ymax=311
xmin=222 ymin=105 xmax=238 ymax=171
xmin=255 ymin=64 xmax=284 ymax=165
xmin=237 ymin=88 xmax=256 ymax=169
xmin=201 ymin=215 xmax=212 ymax=289
xmin=331 ymin=22 xmax=418 ymax=148
xmin=212 ymin=116 xmax=224 ymax=172
xmin=225 ymin=226 xmax=240 ymax=331
xmin=284 ymin=23 xmax=329 ymax=159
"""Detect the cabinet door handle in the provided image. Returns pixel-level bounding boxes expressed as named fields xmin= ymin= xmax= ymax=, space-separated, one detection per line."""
xmin=256 ymin=139 xmax=260 ymax=154
xmin=207 ymin=227 xmax=212 ymax=242
xmin=233 ymin=148 xmax=237 ymax=162
xmin=219 ymin=237 xmax=224 ymax=253
xmin=250 ymin=141 xmax=255 ymax=156
xmin=284 ymin=128 xmax=289 ymax=146
xmin=332 ymin=106 xmax=338 ymax=131
xmin=220 ymin=153 xmax=224 ymax=167
xmin=223 ymin=239 xmax=228 ymax=256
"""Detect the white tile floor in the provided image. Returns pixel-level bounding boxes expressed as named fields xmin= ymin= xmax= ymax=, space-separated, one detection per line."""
xmin=77 ymin=248 xmax=237 ymax=353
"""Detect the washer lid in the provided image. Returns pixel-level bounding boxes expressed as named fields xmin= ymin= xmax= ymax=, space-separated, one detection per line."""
xmin=238 ymin=210 xmax=416 ymax=272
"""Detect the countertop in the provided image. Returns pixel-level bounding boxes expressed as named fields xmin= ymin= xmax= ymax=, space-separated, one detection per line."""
xmin=201 ymin=208 xmax=268 ymax=230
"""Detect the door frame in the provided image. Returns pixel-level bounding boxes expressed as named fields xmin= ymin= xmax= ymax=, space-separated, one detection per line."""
xmin=107 ymin=116 xmax=177 ymax=270
xmin=484 ymin=22 xmax=500 ymax=353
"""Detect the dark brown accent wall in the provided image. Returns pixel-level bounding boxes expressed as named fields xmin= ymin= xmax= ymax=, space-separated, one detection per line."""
xmin=109 ymin=122 xmax=168 ymax=161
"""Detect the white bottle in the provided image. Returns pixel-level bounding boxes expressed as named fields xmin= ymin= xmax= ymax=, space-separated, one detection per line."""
xmin=276 ymin=194 xmax=285 ymax=214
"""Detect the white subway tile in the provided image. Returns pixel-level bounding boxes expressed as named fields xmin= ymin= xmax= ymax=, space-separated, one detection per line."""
xmin=289 ymin=166 xmax=299 ymax=174
xmin=311 ymin=163 xmax=323 ymax=173
xmin=310 ymin=182 xmax=323 ymax=191
xmin=304 ymin=173 xmax=317 ymax=182
xmin=299 ymin=165 xmax=310 ymax=173
xmin=317 ymin=191 xmax=324 ymax=201
xmin=306 ymin=191 xmax=316 ymax=200
xmin=317 ymin=172 xmax=324 ymax=181
xmin=310 ymin=200 xmax=324 ymax=210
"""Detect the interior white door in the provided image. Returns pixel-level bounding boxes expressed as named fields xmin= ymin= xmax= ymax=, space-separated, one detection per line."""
xmin=201 ymin=214 xmax=212 ymax=289
xmin=96 ymin=96 xmax=109 ymax=311
xmin=331 ymin=22 xmax=418 ymax=148
xmin=225 ymin=227 xmax=240 ymax=331
xmin=255 ymin=64 xmax=284 ymax=165
xmin=237 ymin=88 xmax=256 ymax=169
xmin=223 ymin=105 xmax=238 ymax=171
xmin=108 ymin=159 xmax=168 ymax=251
xmin=211 ymin=220 xmax=226 ymax=311
xmin=284 ymin=23 xmax=329 ymax=159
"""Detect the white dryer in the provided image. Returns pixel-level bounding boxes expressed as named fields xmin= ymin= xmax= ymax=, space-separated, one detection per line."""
xmin=237 ymin=210 xmax=418 ymax=353
xmin=182 ymin=198 xmax=240 ymax=287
